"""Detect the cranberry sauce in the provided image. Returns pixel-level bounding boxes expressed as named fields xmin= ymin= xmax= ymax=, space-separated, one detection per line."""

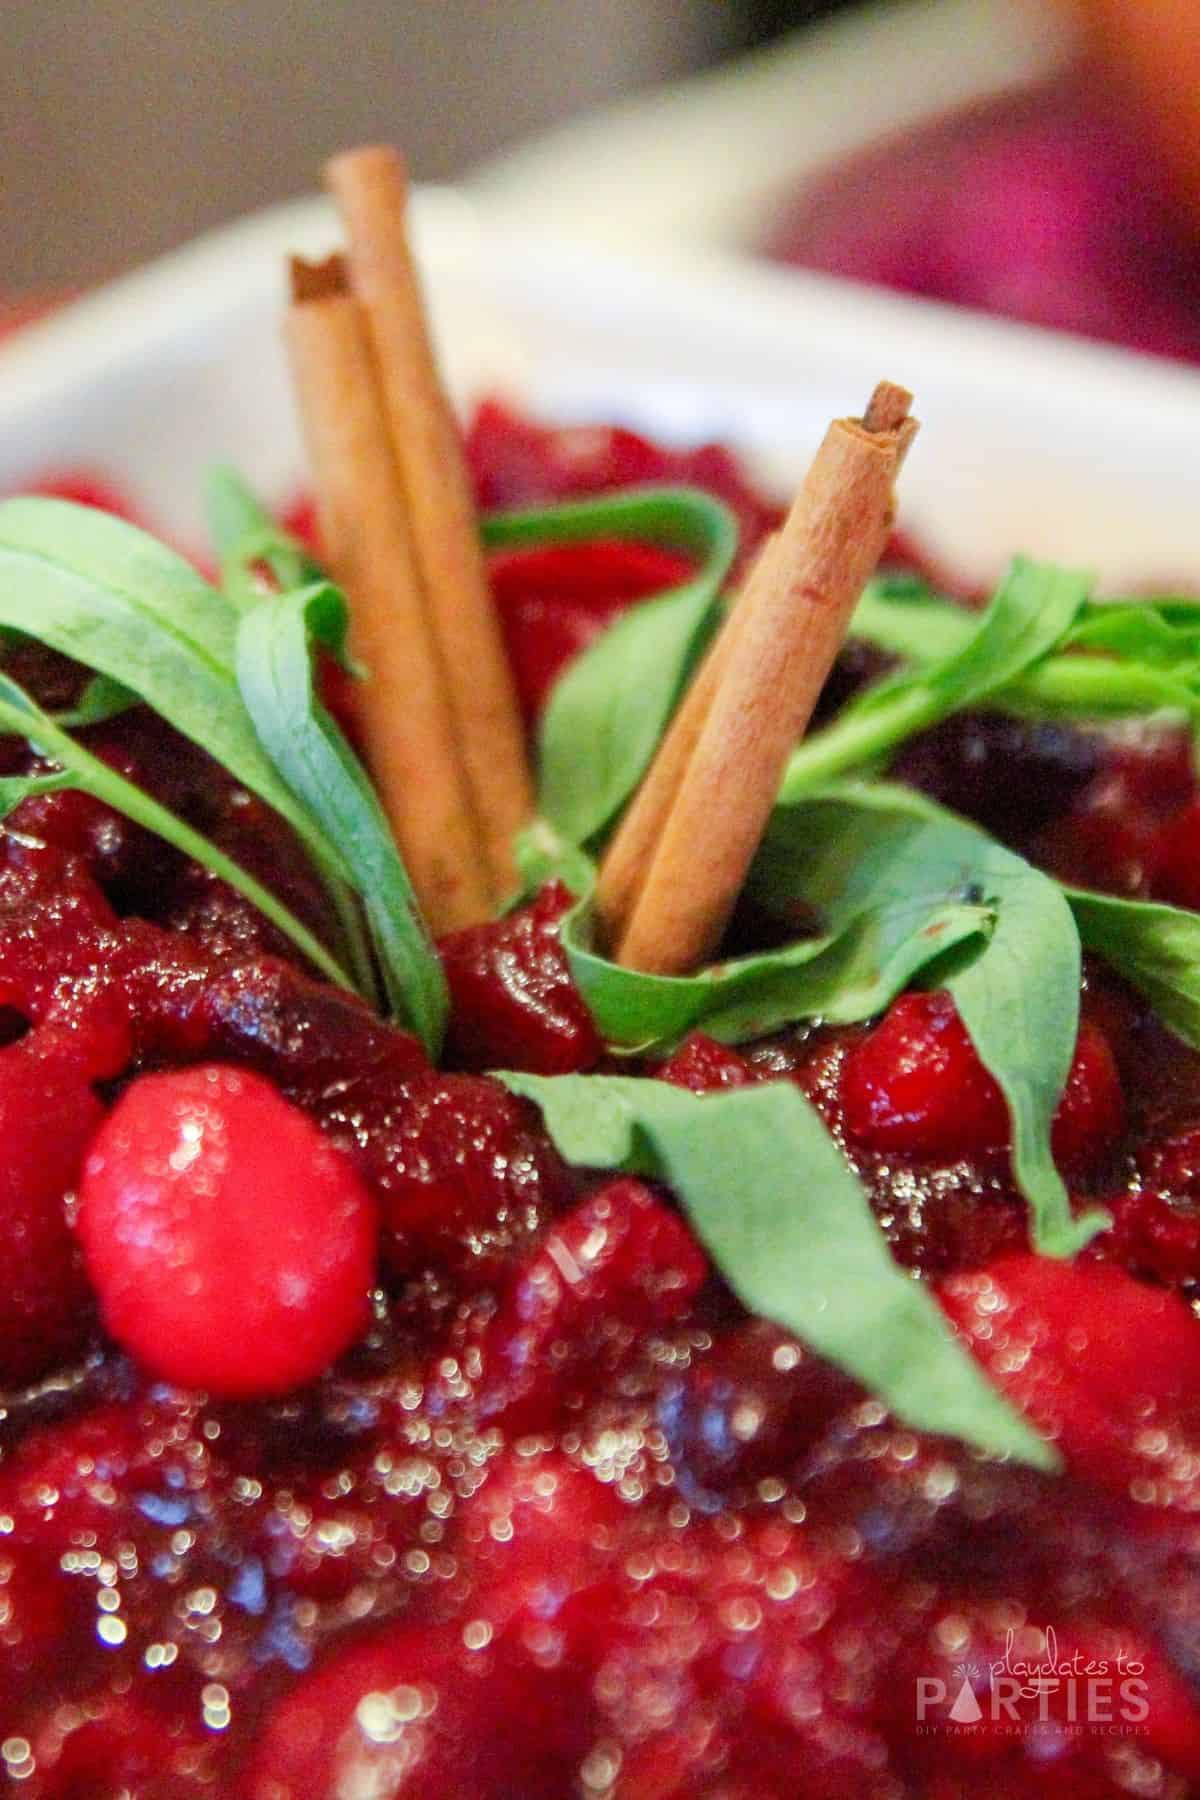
xmin=4 ymin=417 xmax=1200 ymax=1796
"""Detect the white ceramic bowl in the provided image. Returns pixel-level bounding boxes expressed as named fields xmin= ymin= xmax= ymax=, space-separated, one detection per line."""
xmin=0 ymin=185 xmax=1198 ymax=591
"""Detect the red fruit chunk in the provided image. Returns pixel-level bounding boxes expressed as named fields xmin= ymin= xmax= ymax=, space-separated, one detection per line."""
xmin=1154 ymin=798 xmax=1200 ymax=911
xmin=363 ymin=1072 xmax=574 ymax=1280
xmin=457 ymin=1447 xmax=623 ymax=1624
xmin=1048 ymin=1018 xmax=1124 ymax=1168
xmin=77 ymin=1064 xmax=376 ymax=1396
xmin=940 ymin=1254 xmax=1200 ymax=1496
xmin=465 ymin=398 xmax=781 ymax=574
xmin=659 ymin=1318 xmax=859 ymax=1504
xmin=490 ymin=538 xmax=694 ymax=722
xmin=440 ymin=881 xmax=601 ymax=1076
xmin=247 ymin=1613 xmax=593 ymax=1800
xmin=656 ymin=1031 xmax=759 ymax=1093
xmin=198 ymin=956 xmax=428 ymax=1102
xmin=0 ymin=1040 xmax=100 ymax=1386
xmin=842 ymin=990 xmax=1122 ymax=1168
xmin=842 ymin=992 xmax=1009 ymax=1158
xmin=479 ymin=1177 xmax=707 ymax=1424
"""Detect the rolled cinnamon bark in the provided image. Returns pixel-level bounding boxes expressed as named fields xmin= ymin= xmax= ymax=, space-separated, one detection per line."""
xmin=286 ymin=254 xmax=493 ymax=933
xmin=616 ymin=386 xmax=917 ymax=975
xmin=326 ymin=145 xmax=533 ymax=902
xmin=594 ymin=532 xmax=780 ymax=948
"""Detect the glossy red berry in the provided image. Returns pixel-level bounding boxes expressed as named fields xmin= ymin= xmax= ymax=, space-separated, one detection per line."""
xmin=478 ymin=1178 xmax=707 ymax=1425
xmin=440 ymin=882 xmax=601 ymax=1076
xmin=77 ymin=1064 xmax=376 ymax=1396
xmin=841 ymin=990 xmax=1122 ymax=1168
xmin=364 ymin=1072 xmax=574 ymax=1281
xmin=656 ymin=1032 xmax=759 ymax=1093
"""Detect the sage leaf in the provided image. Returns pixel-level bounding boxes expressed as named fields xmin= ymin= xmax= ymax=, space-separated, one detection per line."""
xmin=235 ymin=582 xmax=448 ymax=1054
xmin=481 ymin=489 xmax=737 ymax=844
xmin=500 ymin=1072 xmax=1058 ymax=1472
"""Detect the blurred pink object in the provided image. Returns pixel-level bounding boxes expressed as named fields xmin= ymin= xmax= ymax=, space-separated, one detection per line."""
xmin=765 ymin=73 xmax=1200 ymax=362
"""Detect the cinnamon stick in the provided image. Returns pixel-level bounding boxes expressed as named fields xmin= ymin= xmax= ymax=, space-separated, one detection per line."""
xmin=615 ymin=385 xmax=917 ymax=975
xmin=285 ymin=254 xmax=493 ymax=933
xmin=595 ymin=531 xmax=780 ymax=947
xmin=325 ymin=145 xmax=533 ymax=902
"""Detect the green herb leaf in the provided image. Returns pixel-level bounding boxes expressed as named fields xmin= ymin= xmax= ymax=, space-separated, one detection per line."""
xmin=0 ymin=669 xmax=353 ymax=990
xmin=849 ymin=576 xmax=976 ymax=665
xmin=851 ymin=582 xmax=1200 ymax=725
xmin=560 ymin=784 xmax=994 ymax=1050
xmin=557 ymin=782 xmax=1093 ymax=1256
xmin=780 ymin=558 xmax=1094 ymax=800
xmin=50 ymin=672 xmax=138 ymax=730
xmin=500 ymin=1071 xmax=1058 ymax=1472
xmin=235 ymin=582 xmax=448 ymax=1055
xmin=0 ymin=769 xmax=78 ymax=814
xmin=510 ymin=817 xmax=598 ymax=907
xmin=0 ymin=496 xmax=348 ymax=881
xmin=942 ymin=879 xmax=1104 ymax=1260
xmin=206 ymin=466 xmax=324 ymax=610
xmin=1067 ymin=888 xmax=1200 ymax=1049
xmin=481 ymin=489 xmax=737 ymax=844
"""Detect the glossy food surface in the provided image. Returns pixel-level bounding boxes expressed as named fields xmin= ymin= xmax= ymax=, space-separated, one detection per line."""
xmin=5 ymin=415 xmax=1200 ymax=1796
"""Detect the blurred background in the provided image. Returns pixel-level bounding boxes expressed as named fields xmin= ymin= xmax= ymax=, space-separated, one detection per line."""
xmin=2 ymin=0 xmax=811 ymax=289
xmin=5 ymin=0 xmax=1200 ymax=364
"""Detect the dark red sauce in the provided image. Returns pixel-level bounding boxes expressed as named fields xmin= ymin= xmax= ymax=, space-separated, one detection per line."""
xmin=6 ymin=411 xmax=1200 ymax=1795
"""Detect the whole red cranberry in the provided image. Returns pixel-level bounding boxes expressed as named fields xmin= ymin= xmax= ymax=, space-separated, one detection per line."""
xmin=440 ymin=882 xmax=601 ymax=1076
xmin=77 ymin=1064 xmax=377 ymax=1396
xmin=842 ymin=991 xmax=1122 ymax=1168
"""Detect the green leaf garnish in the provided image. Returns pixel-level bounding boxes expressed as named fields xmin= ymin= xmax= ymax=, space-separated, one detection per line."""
xmin=850 ymin=579 xmax=1200 ymax=724
xmin=561 ymin=783 xmax=995 ymax=1050
xmin=235 ymin=580 xmax=448 ymax=1055
xmin=50 ymin=671 xmax=138 ymax=731
xmin=0 ymin=669 xmax=353 ymax=990
xmin=781 ymin=557 xmax=1095 ymax=799
xmin=557 ymin=781 xmax=1095 ymax=1257
xmin=0 ymin=497 xmax=341 ymax=877
xmin=510 ymin=816 xmax=598 ymax=907
xmin=500 ymin=1071 xmax=1059 ymax=1472
xmin=849 ymin=574 xmax=976 ymax=665
xmin=1067 ymin=888 xmax=1200 ymax=1049
xmin=0 ymin=488 xmax=444 ymax=1035
xmin=482 ymin=489 xmax=738 ymax=844
xmin=206 ymin=465 xmax=324 ymax=610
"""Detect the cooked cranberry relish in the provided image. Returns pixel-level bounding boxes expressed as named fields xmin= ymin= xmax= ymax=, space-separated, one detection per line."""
xmin=6 ymin=413 xmax=1200 ymax=1798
